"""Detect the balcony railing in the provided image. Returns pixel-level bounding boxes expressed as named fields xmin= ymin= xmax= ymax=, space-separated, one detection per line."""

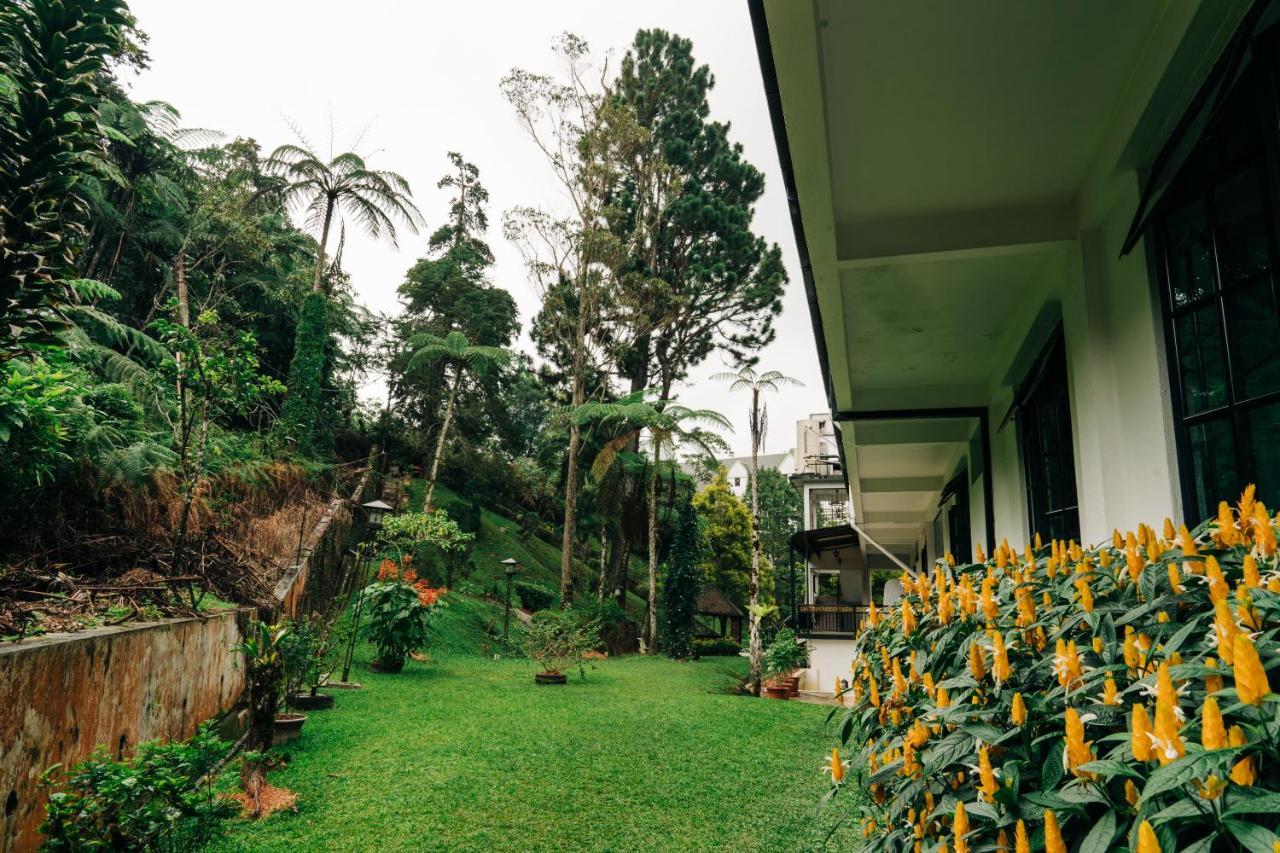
xmin=797 ymin=603 xmax=869 ymax=637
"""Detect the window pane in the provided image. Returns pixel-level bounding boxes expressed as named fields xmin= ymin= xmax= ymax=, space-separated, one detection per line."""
xmin=1225 ymin=278 xmax=1280 ymax=400
xmin=1243 ymin=402 xmax=1280 ymax=508
xmin=1165 ymin=198 xmax=1215 ymax=307
xmin=1187 ymin=416 xmax=1238 ymax=521
xmin=1175 ymin=305 xmax=1229 ymax=414
xmin=1214 ymin=167 xmax=1271 ymax=285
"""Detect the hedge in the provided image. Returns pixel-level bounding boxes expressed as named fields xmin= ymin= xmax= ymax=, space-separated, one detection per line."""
xmin=515 ymin=581 xmax=556 ymax=613
xmin=693 ymin=637 xmax=742 ymax=657
xmin=827 ymin=486 xmax=1279 ymax=852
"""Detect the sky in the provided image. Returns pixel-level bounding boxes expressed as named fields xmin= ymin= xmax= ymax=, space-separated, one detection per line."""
xmin=121 ymin=0 xmax=826 ymax=457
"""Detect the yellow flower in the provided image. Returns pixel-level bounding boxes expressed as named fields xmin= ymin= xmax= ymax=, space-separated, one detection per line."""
xmin=823 ymin=748 xmax=847 ymax=783
xmin=1243 ymin=554 xmax=1261 ymax=589
xmin=938 ymin=588 xmax=954 ymax=625
xmin=867 ymin=600 xmax=879 ymax=627
xmin=991 ymin=630 xmax=1011 ymax=683
xmin=1053 ymin=639 xmax=1083 ymax=690
xmin=937 ymin=687 xmax=951 ymax=709
xmin=980 ymin=575 xmax=998 ymax=621
xmin=1233 ymin=632 xmax=1271 ymax=706
xmin=1044 ymin=809 xmax=1067 ymax=853
xmin=1125 ymin=779 xmax=1140 ymax=807
xmin=969 ymin=640 xmax=987 ymax=681
xmin=868 ymin=672 xmax=880 ymax=707
xmin=976 ymin=543 xmax=986 ymax=563
xmin=1074 ymin=576 xmax=1094 ymax=612
xmin=1092 ymin=635 xmax=1104 ymax=655
xmin=1137 ymin=819 xmax=1162 ymax=853
xmin=902 ymin=599 xmax=917 ymax=636
xmin=1196 ymin=774 xmax=1228 ymax=800
xmin=996 ymin=828 xmax=1010 ymax=853
xmin=1015 ymin=820 xmax=1030 ymax=853
xmin=1126 ymin=545 xmax=1144 ymax=584
xmin=1201 ymin=696 xmax=1226 ymax=750
xmin=1167 ymin=562 xmax=1183 ymax=594
xmin=1205 ymin=555 xmax=1229 ymax=603
xmin=1214 ymin=599 xmax=1240 ymax=665
xmin=1217 ymin=500 xmax=1242 ymax=547
xmin=892 ymin=658 xmax=908 ymax=698
xmin=1229 ymin=726 xmax=1256 ymax=785
xmin=1131 ymin=704 xmax=1153 ymax=762
xmin=953 ymin=801 xmax=969 ymax=853
xmin=976 ymin=744 xmax=999 ymax=802
xmin=1152 ymin=663 xmax=1185 ymax=765
xmin=1101 ymin=674 xmax=1120 ymax=706
xmin=923 ymin=671 xmax=936 ymax=698
xmin=1206 ymin=657 xmax=1224 ymax=693
xmin=1011 ymin=692 xmax=1027 ymax=726
xmin=1016 ymin=587 xmax=1036 ymax=627
xmin=1065 ymin=707 xmax=1095 ymax=778
xmin=907 ymin=719 xmax=929 ymax=749
xmin=1163 ymin=517 xmax=1176 ymax=541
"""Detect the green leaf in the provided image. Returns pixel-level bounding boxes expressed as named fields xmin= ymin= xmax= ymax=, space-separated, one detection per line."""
xmin=1150 ymin=798 xmax=1205 ymax=824
xmin=1077 ymin=808 xmax=1116 ymax=853
xmin=1225 ymin=792 xmax=1280 ymax=817
xmin=1223 ymin=819 xmax=1280 ymax=851
xmin=1077 ymin=759 xmax=1142 ymax=779
xmin=1040 ymin=753 xmax=1063 ymax=791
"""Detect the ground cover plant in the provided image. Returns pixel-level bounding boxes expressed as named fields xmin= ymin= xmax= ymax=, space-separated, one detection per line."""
xmin=830 ymin=487 xmax=1280 ymax=852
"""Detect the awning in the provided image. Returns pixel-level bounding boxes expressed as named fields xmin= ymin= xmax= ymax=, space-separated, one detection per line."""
xmin=789 ymin=524 xmax=859 ymax=557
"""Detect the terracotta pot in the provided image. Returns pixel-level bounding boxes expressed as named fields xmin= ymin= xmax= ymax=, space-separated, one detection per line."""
xmin=272 ymin=713 xmax=306 ymax=746
xmin=763 ymin=684 xmax=790 ymax=700
xmin=535 ymin=672 xmax=568 ymax=685
xmin=370 ymin=657 xmax=405 ymax=674
xmin=287 ymin=691 xmax=334 ymax=711
xmin=783 ymin=676 xmax=800 ymax=698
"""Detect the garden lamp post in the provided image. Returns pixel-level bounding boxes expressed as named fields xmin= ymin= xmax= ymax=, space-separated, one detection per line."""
xmin=362 ymin=499 xmax=393 ymax=531
xmin=502 ymin=558 xmax=519 ymax=642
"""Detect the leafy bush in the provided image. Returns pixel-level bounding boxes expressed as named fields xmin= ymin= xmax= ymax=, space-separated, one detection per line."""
xmin=515 ymin=581 xmax=556 ymax=612
xmin=693 ymin=637 xmax=742 ymax=657
xmin=523 ymin=609 xmax=599 ymax=678
xmin=829 ymin=487 xmax=1280 ymax=852
xmin=762 ymin=628 xmax=808 ymax=679
xmin=39 ymin=723 xmax=233 ymax=851
xmin=359 ymin=557 xmax=446 ymax=670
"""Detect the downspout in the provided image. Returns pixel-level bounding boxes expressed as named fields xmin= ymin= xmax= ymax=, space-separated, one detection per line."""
xmin=851 ymin=523 xmax=913 ymax=575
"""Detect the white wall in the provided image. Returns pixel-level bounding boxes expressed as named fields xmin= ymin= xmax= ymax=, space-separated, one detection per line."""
xmin=799 ymin=637 xmax=858 ymax=694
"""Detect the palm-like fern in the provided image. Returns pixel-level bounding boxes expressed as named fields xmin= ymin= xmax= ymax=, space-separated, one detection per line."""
xmin=405 ymin=330 xmax=511 ymax=510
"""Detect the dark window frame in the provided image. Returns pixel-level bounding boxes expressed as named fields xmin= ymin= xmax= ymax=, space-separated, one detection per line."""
xmin=1017 ymin=328 xmax=1081 ymax=543
xmin=1152 ymin=34 xmax=1280 ymax=521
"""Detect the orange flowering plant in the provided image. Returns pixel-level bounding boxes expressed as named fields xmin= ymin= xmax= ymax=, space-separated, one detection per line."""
xmin=830 ymin=487 xmax=1278 ymax=852
xmin=359 ymin=556 xmax=446 ymax=672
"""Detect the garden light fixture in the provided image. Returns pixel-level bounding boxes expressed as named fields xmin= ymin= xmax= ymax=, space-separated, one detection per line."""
xmin=501 ymin=558 xmax=520 ymax=642
xmin=362 ymin=499 xmax=393 ymax=529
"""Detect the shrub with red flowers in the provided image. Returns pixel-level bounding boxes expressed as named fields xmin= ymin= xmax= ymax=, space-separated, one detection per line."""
xmin=359 ymin=556 xmax=446 ymax=672
xmin=827 ymin=487 xmax=1279 ymax=852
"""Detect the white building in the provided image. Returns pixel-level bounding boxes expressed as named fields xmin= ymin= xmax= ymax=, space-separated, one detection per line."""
xmin=751 ymin=0 xmax=1278 ymax=694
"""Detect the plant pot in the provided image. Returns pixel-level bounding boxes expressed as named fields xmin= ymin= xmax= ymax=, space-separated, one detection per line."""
xmin=287 ymin=691 xmax=334 ymax=711
xmin=272 ymin=713 xmax=306 ymax=746
xmin=763 ymin=683 xmax=791 ymax=700
xmin=535 ymin=672 xmax=568 ymax=685
xmin=369 ymin=657 xmax=405 ymax=674
xmin=783 ymin=676 xmax=800 ymax=698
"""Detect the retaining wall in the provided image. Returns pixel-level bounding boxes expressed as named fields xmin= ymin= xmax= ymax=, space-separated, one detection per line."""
xmin=0 ymin=463 xmax=378 ymax=852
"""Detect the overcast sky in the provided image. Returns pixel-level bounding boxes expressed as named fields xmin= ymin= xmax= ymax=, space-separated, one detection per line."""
xmin=122 ymin=0 xmax=826 ymax=457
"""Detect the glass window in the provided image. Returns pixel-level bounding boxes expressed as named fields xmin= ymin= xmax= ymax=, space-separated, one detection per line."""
xmin=1154 ymin=68 xmax=1280 ymax=518
xmin=1020 ymin=332 xmax=1080 ymax=543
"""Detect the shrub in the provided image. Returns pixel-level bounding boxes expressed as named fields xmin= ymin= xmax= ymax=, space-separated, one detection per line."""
xmin=762 ymin=628 xmax=808 ymax=679
xmin=828 ymin=487 xmax=1280 ymax=852
xmin=515 ymin=580 xmax=556 ymax=612
xmin=523 ymin=609 xmax=599 ymax=678
xmin=39 ymin=723 xmax=233 ymax=851
xmin=358 ymin=556 xmax=446 ymax=670
xmin=662 ymin=498 xmax=703 ymax=659
xmin=693 ymin=637 xmax=742 ymax=657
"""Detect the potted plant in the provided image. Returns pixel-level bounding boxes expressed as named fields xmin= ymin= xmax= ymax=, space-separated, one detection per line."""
xmin=523 ymin=609 xmax=599 ymax=685
xmin=281 ymin=615 xmax=338 ymax=711
xmin=232 ymin=621 xmax=301 ymax=747
xmin=762 ymin=628 xmax=810 ymax=700
xmin=358 ymin=557 xmax=445 ymax=672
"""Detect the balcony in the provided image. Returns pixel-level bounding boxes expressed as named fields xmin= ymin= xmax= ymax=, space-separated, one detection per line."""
xmin=796 ymin=603 xmax=869 ymax=638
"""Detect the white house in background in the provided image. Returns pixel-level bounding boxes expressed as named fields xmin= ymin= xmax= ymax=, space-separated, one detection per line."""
xmin=751 ymin=0 xmax=1279 ymax=695
xmin=691 ymin=450 xmax=795 ymax=498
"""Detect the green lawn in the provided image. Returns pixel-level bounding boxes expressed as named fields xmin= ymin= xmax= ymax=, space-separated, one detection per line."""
xmin=211 ymin=649 xmax=853 ymax=851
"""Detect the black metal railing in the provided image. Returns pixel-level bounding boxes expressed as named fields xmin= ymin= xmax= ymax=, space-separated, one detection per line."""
xmin=797 ymin=603 xmax=868 ymax=636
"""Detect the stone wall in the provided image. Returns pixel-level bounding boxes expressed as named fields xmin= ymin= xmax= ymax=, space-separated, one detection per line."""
xmin=0 ymin=462 xmax=378 ymax=852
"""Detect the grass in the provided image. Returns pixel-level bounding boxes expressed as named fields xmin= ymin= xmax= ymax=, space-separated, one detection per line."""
xmin=210 ymin=641 xmax=854 ymax=851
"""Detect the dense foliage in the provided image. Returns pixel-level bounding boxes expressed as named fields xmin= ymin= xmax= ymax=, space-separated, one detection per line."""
xmin=661 ymin=497 xmax=703 ymax=659
xmin=39 ymin=723 xmax=231 ymax=851
xmin=830 ymin=488 xmax=1280 ymax=852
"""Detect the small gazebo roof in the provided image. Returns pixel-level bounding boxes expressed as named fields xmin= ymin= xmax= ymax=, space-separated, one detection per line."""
xmin=697 ymin=585 xmax=744 ymax=618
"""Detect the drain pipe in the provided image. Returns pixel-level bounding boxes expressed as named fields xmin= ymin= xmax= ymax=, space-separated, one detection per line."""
xmin=852 ymin=523 xmax=914 ymax=575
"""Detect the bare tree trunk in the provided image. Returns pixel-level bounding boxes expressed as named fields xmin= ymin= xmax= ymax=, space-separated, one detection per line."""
xmin=311 ymin=201 xmax=335 ymax=295
xmin=597 ymin=519 xmax=608 ymax=600
xmin=748 ymin=387 xmax=763 ymax=696
xmin=559 ymin=276 xmax=590 ymax=607
xmin=645 ymin=443 xmax=659 ymax=651
xmin=171 ymin=250 xmax=194 ymax=576
xmin=423 ymin=367 xmax=461 ymax=511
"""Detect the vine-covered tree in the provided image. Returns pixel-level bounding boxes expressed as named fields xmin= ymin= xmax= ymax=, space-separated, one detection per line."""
xmin=660 ymin=497 xmax=702 ymax=660
xmin=691 ymin=469 xmax=755 ymax=603
xmin=267 ymin=138 xmax=421 ymax=454
xmin=755 ymin=467 xmax=803 ymax=614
